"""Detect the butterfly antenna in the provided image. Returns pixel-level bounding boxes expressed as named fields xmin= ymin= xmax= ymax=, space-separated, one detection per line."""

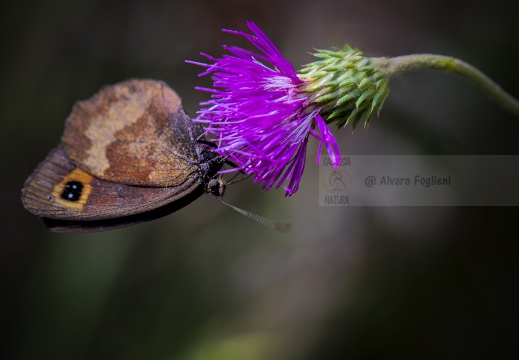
xmin=218 ymin=198 xmax=292 ymax=234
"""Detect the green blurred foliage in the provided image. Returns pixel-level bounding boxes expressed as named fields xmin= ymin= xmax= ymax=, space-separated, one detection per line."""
xmin=1 ymin=0 xmax=519 ymax=359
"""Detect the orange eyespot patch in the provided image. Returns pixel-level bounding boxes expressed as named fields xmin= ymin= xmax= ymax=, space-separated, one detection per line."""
xmin=50 ymin=168 xmax=94 ymax=210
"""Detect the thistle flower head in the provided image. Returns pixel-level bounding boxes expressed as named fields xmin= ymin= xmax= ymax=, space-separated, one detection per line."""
xmin=188 ymin=22 xmax=389 ymax=196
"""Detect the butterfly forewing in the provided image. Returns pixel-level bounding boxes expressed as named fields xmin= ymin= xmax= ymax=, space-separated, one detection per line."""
xmin=22 ymin=146 xmax=202 ymax=221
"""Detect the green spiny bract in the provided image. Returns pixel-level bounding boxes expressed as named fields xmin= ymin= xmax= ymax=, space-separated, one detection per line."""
xmin=298 ymin=46 xmax=390 ymax=130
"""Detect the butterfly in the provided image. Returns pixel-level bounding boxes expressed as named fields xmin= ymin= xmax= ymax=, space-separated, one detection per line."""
xmin=22 ymin=79 xmax=226 ymax=233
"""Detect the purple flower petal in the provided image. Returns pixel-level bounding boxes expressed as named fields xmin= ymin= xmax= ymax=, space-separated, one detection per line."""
xmin=188 ymin=21 xmax=341 ymax=196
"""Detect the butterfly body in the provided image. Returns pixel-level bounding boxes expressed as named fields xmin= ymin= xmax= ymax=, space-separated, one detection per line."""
xmin=22 ymin=79 xmax=223 ymax=232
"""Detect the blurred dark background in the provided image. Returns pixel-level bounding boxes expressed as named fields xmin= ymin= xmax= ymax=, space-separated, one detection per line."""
xmin=2 ymin=0 xmax=519 ymax=359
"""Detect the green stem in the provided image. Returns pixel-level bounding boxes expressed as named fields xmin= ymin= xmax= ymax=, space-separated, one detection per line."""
xmin=371 ymin=54 xmax=519 ymax=117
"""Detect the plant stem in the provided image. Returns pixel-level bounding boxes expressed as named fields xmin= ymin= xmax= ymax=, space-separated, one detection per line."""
xmin=371 ymin=54 xmax=519 ymax=117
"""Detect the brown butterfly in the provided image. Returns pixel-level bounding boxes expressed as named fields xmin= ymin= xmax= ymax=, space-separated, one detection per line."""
xmin=22 ymin=79 xmax=225 ymax=233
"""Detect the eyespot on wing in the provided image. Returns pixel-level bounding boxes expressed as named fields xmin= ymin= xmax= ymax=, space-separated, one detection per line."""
xmin=21 ymin=146 xmax=202 ymax=221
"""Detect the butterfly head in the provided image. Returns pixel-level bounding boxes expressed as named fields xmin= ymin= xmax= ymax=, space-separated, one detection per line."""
xmin=206 ymin=178 xmax=226 ymax=198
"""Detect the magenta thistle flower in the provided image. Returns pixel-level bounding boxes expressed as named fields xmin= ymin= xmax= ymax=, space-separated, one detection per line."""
xmin=187 ymin=21 xmax=519 ymax=199
xmin=187 ymin=21 xmax=341 ymax=196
